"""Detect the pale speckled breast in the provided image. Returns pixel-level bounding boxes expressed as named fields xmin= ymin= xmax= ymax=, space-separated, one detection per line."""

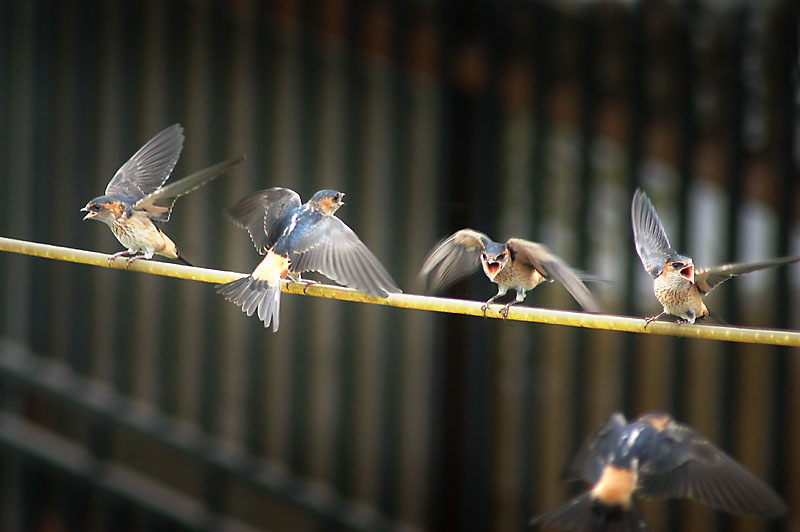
xmin=493 ymin=260 xmax=545 ymax=290
xmin=653 ymin=274 xmax=707 ymax=320
xmin=110 ymin=212 xmax=178 ymax=258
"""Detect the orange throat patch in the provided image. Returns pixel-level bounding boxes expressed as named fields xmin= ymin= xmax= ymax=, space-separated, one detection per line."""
xmin=252 ymin=251 xmax=290 ymax=286
xmin=642 ymin=414 xmax=672 ymax=432
xmin=590 ymin=465 xmax=637 ymax=509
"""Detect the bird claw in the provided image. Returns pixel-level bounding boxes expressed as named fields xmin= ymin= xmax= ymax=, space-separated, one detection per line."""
xmin=500 ymin=305 xmax=512 ymax=319
xmin=301 ymin=280 xmax=320 ymax=294
xmin=481 ymin=303 xmax=490 ymax=317
xmin=125 ymin=255 xmax=144 ymax=268
xmin=643 ymin=312 xmax=668 ymax=329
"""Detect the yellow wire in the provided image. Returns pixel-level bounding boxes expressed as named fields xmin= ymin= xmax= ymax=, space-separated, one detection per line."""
xmin=2 ymin=236 xmax=799 ymax=347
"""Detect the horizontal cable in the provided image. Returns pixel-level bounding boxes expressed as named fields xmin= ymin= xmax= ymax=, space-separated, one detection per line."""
xmin=1 ymin=236 xmax=799 ymax=347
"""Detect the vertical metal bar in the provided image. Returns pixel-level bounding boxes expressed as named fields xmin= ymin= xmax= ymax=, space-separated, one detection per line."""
xmin=622 ymin=2 xmax=645 ymax=415
xmin=67 ymin=0 xmax=103 ymax=378
xmin=666 ymin=2 xmax=698 ymax=529
xmin=27 ymin=0 xmax=57 ymax=358
xmin=2 ymin=0 xmax=35 ymax=343
xmin=111 ymin=0 xmax=146 ymax=399
xmin=243 ymin=3 xmax=279 ymax=460
xmin=462 ymin=2 xmax=499 ymax=529
xmin=570 ymin=2 xmax=598 ymax=459
xmin=288 ymin=0 xmax=319 ymax=480
xmin=332 ymin=0 xmax=364 ymax=504
xmin=716 ymin=8 xmax=748 ymax=532
xmin=202 ymin=2 xmax=236 ymax=526
xmin=158 ymin=0 xmax=192 ymax=419
xmin=768 ymin=3 xmax=797 ymax=531
xmin=519 ymin=2 xmax=552 ymax=527
xmin=426 ymin=2 xmax=456 ymax=528
xmin=378 ymin=0 xmax=410 ymax=519
xmin=431 ymin=1 xmax=475 ymax=529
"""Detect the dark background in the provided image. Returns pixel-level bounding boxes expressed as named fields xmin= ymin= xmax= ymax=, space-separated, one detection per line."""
xmin=0 ymin=0 xmax=798 ymax=531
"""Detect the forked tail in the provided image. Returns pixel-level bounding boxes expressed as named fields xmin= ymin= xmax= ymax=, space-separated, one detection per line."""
xmin=216 ymin=275 xmax=282 ymax=332
xmin=529 ymin=493 xmax=649 ymax=532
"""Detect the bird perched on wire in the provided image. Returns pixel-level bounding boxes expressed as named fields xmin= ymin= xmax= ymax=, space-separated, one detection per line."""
xmin=82 ymin=124 xmax=243 ymax=267
xmin=418 ymin=229 xmax=601 ymax=317
xmin=217 ymin=188 xmax=401 ymax=332
xmin=631 ymin=188 xmax=800 ymax=327
xmin=530 ymin=411 xmax=787 ymax=532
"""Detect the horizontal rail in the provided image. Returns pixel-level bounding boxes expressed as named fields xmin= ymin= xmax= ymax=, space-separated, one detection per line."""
xmin=1 ymin=236 xmax=799 ymax=347
xmin=0 ymin=413 xmax=261 ymax=532
xmin=0 ymin=339 xmax=403 ymax=532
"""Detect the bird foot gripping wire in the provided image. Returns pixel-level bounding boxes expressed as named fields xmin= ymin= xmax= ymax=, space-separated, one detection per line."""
xmin=107 ymin=250 xmax=145 ymax=268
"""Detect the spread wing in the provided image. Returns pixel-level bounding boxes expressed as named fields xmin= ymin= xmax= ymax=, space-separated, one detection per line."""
xmin=418 ymin=229 xmax=491 ymax=293
xmin=507 ymin=239 xmax=602 ymax=312
xmin=566 ymin=412 xmax=629 ymax=483
xmin=695 ymin=256 xmax=800 ymax=295
xmin=631 ymin=188 xmax=687 ymax=277
xmin=134 ymin=156 xmax=244 ymax=223
xmin=637 ymin=420 xmax=787 ymax=517
xmin=288 ymin=216 xmax=401 ymax=298
xmin=224 ymin=188 xmax=302 ymax=255
xmin=105 ymin=124 xmax=185 ymax=201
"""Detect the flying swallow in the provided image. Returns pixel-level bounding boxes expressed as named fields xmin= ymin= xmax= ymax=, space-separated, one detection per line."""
xmin=632 ymin=188 xmax=800 ymax=326
xmin=216 ymin=188 xmax=401 ymax=331
xmin=418 ymin=229 xmax=601 ymax=317
xmin=530 ymin=411 xmax=787 ymax=531
xmin=82 ymin=124 xmax=243 ymax=266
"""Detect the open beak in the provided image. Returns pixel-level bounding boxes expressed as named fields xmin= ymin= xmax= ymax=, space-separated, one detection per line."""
xmin=679 ymin=265 xmax=694 ymax=283
xmin=81 ymin=207 xmax=95 ymax=221
xmin=485 ymin=261 xmax=501 ymax=277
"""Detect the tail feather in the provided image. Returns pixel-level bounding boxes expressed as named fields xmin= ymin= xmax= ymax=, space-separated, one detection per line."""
xmin=217 ymin=275 xmax=282 ymax=332
xmin=530 ymin=493 xmax=649 ymax=532
xmin=176 ymin=251 xmax=193 ymax=267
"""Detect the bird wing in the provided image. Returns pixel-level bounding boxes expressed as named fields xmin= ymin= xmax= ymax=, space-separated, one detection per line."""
xmin=567 ymin=412 xmax=629 ymax=483
xmin=105 ymin=124 xmax=185 ymax=201
xmin=224 ymin=188 xmax=303 ymax=255
xmin=631 ymin=188 xmax=687 ymax=277
xmin=695 ymin=256 xmax=800 ymax=295
xmin=134 ymin=156 xmax=244 ymax=223
xmin=507 ymin=238 xmax=602 ymax=312
xmin=288 ymin=215 xmax=402 ymax=298
xmin=637 ymin=419 xmax=787 ymax=517
xmin=418 ymin=229 xmax=491 ymax=293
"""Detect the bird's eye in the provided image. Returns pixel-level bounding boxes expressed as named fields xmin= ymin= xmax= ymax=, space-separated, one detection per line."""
xmin=672 ymin=262 xmax=684 ymax=269
xmin=481 ymin=252 xmax=488 ymax=261
xmin=333 ymin=193 xmax=342 ymax=202
xmin=90 ymin=204 xmax=101 ymax=212
xmin=498 ymin=252 xmax=506 ymax=260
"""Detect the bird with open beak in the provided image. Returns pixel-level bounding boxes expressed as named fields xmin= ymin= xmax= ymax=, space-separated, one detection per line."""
xmin=631 ymin=188 xmax=800 ymax=326
xmin=82 ymin=123 xmax=243 ymax=266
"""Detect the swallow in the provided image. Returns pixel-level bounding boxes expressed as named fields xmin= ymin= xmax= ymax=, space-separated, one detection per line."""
xmin=418 ymin=229 xmax=601 ymax=317
xmin=216 ymin=188 xmax=402 ymax=331
xmin=82 ymin=124 xmax=243 ymax=266
xmin=530 ymin=411 xmax=787 ymax=532
xmin=632 ymin=188 xmax=800 ymax=327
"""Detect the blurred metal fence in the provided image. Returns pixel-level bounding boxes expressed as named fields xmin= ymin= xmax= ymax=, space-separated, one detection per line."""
xmin=0 ymin=0 xmax=797 ymax=531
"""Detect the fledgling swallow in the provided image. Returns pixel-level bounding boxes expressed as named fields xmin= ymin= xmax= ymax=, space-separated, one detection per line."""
xmin=418 ymin=229 xmax=601 ymax=317
xmin=82 ymin=124 xmax=243 ymax=266
xmin=216 ymin=188 xmax=402 ymax=331
xmin=632 ymin=188 xmax=800 ymax=327
xmin=530 ymin=411 xmax=787 ymax=532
